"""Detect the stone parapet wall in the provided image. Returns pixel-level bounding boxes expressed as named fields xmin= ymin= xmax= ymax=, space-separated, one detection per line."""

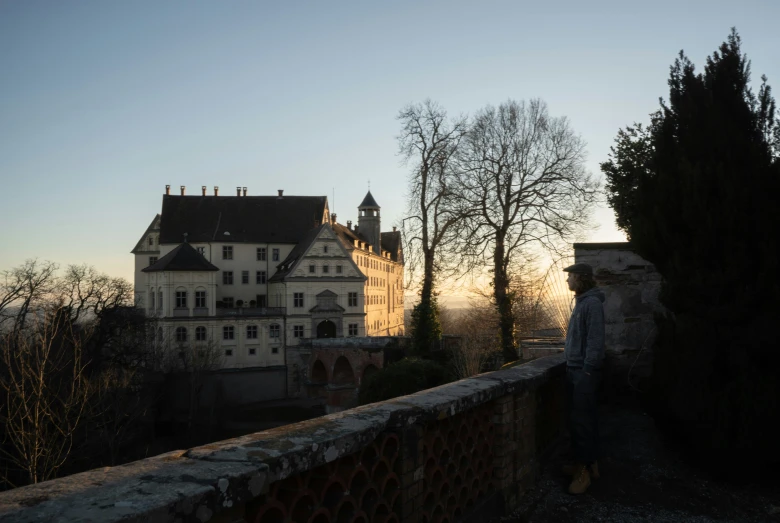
xmin=574 ymin=242 xmax=665 ymax=393
xmin=0 ymin=355 xmax=566 ymax=523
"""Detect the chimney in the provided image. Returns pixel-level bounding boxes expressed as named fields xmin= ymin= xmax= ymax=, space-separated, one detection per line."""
xmin=393 ymin=226 xmax=397 ymax=232
xmin=331 ymin=213 xmax=337 ymax=223
xmin=347 ymin=220 xmax=352 ymax=230
xmin=277 ymin=189 xmax=284 ymax=198
xmin=180 ymin=185 xmax=185 ymax=196
xmin=242 ymin=187 xmax=247 ymax=197
xmin=236 ymin=187 xmax=241 ymax=197
xmin=165 ymin=185 xmax=171 ymax=195
xmin=214 ymin=186 xmax=219 ymax=196
xmin=201 ymin=186 xmax=206 ymax=196
xmin=354 ymin=225 xmax=359 ymax=233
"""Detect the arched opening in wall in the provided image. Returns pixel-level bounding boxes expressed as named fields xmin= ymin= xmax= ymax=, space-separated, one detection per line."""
xmin=311 ymin=359 xmax=328 ymax=384
xmin=332 ymin=356 xmax=356 ymax=386
xmin=362 ymin=364 xmax=378 ymax=385
xmin=316 ymin=320 xmax=337 ymax=338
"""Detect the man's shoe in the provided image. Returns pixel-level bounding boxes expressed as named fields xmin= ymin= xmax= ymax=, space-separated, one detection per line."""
xmin=568 ymin=464 xmax=591 ymax=495
xmin=562 ymin=461 xmax=599 ymax=479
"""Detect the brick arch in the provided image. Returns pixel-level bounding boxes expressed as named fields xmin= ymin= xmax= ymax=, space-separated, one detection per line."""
xmin=362 ymin=364 xmax=379 ymax=385
xmin=332 ymin=356 xmax=356 ymax=386
xmin=311 ymin=359 xmax=328 ymax=384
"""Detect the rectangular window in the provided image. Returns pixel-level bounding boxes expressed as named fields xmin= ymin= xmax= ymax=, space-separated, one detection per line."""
xmin=196 ymin=246 xmax=205 ymax=256
xmin=175 ymin=291 xmax=187 ymax=308
xmin=246 ymin=325 xmax=258 ymax=339
xmin=272 ymin=347 xmax=279 ymax=354
xmin=225 ymin=349 xmax=233 ymax=356
xmin=148 ymin=237 xmax=154 ymax=246
xmin=223 ymin=271 xmax=233 ymax=284
xmin=272 ymin=248 xmax=280 ymax=261
xmin=195 ymin=291 xmax=206 ymax=308
xmin=257 ymin=247 xmax=266 ymax=261
xmin=348 ymin=323 xmax=358 ymax=336
xmin=322 ymin=265 xmax=329 ymax=274
xmin=293 ymin=292 xmax=304 ymax=308
xmin=248 ymin=348 xmax=256 ymax=355
xmin=256 ymin=294 xmax=267 ymax=307
xmin=223 ymin=297 xmax=234 ymax=308
xmin=309 ymin=265 xmax=315 ymax=273
xmin=256 ymin=271 xmax=267 ymax=284
xmin=241 ymin=271 xmax=249 ymax=284
xmin=269 ymin=324 xmax=280 ymax=338
xmin=348 ymin=292 xmax=358 ymax=307
xmin=223 ymin=326 xmax=234 ymax=340
xmin=223 ymin=246 xmax=233 ymax=260
xmin=150 ymin=291 xmax=155 ymax=309
xmin=195 ymin=326 xmax=207 ymax=341
xmin=293 ymin=325 xmax=304 ymax=338
xmin=148 ymin=256 xmax=158 ymax=267
xmin=323 ymin=245 xmax=328 ymax=253
xmin=336 ymin=265 xmax=342 ymax=274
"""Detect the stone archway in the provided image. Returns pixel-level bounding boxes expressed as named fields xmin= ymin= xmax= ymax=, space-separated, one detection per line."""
xmin=317 ymin=320 xmax=337 ymax=338
xmin=332 ymin=356 xmax=356 ymax=386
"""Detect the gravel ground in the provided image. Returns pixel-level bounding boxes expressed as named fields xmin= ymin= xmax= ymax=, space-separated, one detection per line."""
xmin=493 ymin=402 xmax=780 ymax=523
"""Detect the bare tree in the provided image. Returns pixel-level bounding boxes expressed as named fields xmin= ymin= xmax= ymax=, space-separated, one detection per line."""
xmin=0 ymin=311 xmax=94 ymax=486
xmin=454 ymin=99 xmax=598 ymax=362
xmin=0 ymin=260 xmax=58 ymax=334
xmin=0 ymin=261 xmax=151 ymax=488
xmin=446 ymin=299 xmax=502 ymax=379
xmin=398 ymin=100 xmax=469 ymax=354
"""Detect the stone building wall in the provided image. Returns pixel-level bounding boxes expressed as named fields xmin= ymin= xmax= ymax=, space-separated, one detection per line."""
xmin=574 ymin=242 xmax=665 ymax=394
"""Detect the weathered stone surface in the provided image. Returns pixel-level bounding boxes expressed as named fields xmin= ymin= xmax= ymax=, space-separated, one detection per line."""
xmin=574 ymin=243 xmax=665 ymax=389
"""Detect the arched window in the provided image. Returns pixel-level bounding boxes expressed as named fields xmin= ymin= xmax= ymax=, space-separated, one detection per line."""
xmin=157 ymin=289 xmax=163 ymax=310
xmin=195 ymin=326 xmax=207 ymax=341
xmin=194 ymin=288 xmax=207 ymax=308
xmin=175 ymin=327 xmax=187 ymax=342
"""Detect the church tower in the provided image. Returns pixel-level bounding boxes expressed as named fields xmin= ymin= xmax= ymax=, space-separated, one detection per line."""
xmin=357 ymin=191 xmax=381 ymax=254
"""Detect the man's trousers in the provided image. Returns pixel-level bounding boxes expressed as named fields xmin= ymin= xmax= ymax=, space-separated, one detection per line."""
xmin=565 ymin=366 xmax=601 ymax=465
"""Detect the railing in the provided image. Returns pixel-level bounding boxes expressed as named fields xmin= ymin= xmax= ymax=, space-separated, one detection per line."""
xmin=0 ymin=354 xmax=566 ymax=523
xmin=215 ymin=307 xmax=286 ymax=317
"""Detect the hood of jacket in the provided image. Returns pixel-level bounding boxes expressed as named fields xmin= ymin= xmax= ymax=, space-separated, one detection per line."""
xmin=576 ymin=287 xmax=605 ymax=304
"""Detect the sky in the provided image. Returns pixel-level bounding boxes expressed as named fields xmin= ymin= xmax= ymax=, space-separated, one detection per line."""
xmin=1 ymin=0 xmax=778 ymax=287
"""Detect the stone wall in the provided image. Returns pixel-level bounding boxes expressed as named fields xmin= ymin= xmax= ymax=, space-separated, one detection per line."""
xmin=0 ymin=354 xmax=566 ymax=523
xmin=574 ymin=242 xmax=665 ymax=394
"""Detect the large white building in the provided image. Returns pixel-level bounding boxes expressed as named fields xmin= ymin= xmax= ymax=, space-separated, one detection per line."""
xmin=131 ymin=186 xmax=404 ymax=369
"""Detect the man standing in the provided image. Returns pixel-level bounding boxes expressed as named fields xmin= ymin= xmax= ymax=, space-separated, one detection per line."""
xmin=562 ymin=263 xmax=605 ymax=494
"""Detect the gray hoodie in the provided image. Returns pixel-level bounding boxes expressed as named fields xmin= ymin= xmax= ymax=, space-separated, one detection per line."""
xmin=564 ymin=287 xmax=606 ymax=373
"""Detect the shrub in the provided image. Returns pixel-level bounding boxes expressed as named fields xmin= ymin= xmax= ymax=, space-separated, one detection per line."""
xmin=358 ymin=358 xmax=450 ymax=405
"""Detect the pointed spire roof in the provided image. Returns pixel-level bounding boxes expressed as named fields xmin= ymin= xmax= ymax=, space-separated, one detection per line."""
xmin=142 ymin=243 xmax=220 ymax=272
xmin=358 ymin=191 xmax=380 ymax=209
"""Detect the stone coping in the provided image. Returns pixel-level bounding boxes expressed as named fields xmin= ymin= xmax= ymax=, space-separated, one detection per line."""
xmin=573 ymin=242 xmax=633 ymax=250
xmin=0 ymin=354 xmax=566 ymax=523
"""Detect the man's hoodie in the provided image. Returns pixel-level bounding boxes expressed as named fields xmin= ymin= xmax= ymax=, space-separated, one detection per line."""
xmin=564 ymin=287 xmax=606 ymax=373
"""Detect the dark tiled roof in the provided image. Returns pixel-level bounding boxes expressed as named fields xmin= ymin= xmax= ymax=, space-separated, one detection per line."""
xmin=131 ymin=214 xmax=161 ymax=254
xmin=142 ymin=243 xmax=220 ymax=272
xmin=268 ymin=224 xmax=328 ymax=282
xmin=159 ymin=195 xmax=328 ymax=244
xmin=381 ymin=231 xmax=402 ymax=262
xmin=332 ymin=222 xmax=366 ymax=250
xmin=358 ymin=191 xmax=380 ymax=208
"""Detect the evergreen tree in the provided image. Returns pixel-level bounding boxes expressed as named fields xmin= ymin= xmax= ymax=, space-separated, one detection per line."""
xmin=409 ymin=294 xmax=442 ymax=356
xmin=602 ymin=29 xmax=780 ymax=475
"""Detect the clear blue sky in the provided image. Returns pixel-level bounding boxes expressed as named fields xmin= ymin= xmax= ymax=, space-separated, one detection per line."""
xmin=1 ymin=0 xmax=778 ymax=282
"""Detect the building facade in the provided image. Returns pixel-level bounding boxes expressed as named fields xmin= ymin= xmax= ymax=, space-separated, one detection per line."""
xmin=131 ymin=186 xmax=404 ymax=369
